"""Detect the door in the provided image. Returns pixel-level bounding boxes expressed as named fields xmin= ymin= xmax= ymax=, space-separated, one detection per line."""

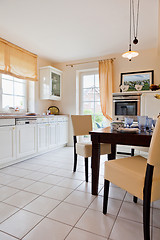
xmin=0 ymin=126 xmax=16 ymax=164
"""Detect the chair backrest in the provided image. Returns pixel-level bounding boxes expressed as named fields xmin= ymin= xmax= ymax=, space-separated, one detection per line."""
xmin=71 ymin=115 xmax=92 ymax=136
xmin=147 ymin=116 xmax=160 ymax=167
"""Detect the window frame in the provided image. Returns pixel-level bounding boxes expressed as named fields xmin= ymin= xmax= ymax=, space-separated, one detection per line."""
xmin=79 ymin=69 xmax=103 ymax=129
xmin=0 ymin=73 xmax=35 ymax=113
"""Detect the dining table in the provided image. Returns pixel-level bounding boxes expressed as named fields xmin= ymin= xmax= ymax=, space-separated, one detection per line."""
xmin=89 ymin=127 xmax=152 ymax=195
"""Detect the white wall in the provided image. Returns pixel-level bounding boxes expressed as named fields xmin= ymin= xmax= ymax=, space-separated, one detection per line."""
xmin=51 ymin=48 xmax=160 ymax=146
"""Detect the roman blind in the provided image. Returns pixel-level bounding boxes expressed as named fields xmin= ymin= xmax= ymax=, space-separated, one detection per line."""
xmin=0 ymin=38 xmax=37 ymax=81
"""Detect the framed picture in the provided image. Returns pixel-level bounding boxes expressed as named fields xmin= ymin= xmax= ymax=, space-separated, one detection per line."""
xmin=120 ymin=70 xmax=154 ymax=91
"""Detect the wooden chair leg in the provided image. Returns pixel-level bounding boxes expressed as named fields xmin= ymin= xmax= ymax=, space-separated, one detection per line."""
xmin=133 ymin=196 xmax=138 ymax=203
xmin=143 ymin=164 xmax=154 ymax=240
xmin=73 ymin=136 xmax=77 ymax=172
xmin=103 ymin=179 xmax=110 ymax=214
xmin=85 ymin=158 xmax=88 ymax=182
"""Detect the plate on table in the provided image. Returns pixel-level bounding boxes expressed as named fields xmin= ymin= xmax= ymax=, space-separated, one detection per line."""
xmin=117 ymin=127 xmax=139 ymax=133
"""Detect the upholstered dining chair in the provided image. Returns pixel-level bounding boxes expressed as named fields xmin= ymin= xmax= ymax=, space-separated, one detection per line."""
xmin=103 ymin=116 xmax=160 ymax=240
xmin=71 ymin=115 xmax=111 ymax=182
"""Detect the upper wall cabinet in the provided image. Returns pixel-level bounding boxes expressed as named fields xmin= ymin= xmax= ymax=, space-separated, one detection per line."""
xmin=40 ymin=66 xmax=62 ymax=101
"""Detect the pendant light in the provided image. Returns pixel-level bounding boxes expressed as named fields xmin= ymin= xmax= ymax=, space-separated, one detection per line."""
xmin=122 ymin=0 xmax=140 ymax=61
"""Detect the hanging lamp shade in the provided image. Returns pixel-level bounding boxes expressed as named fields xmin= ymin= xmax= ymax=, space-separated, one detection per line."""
xmin=122 ymin=50 xmax=139 ymax=61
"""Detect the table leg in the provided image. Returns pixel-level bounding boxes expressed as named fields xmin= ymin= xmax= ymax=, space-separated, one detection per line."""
xmin=91 ymin=135 xmax=100 ymax=195
xmin=108 ymin=144 xmax=116 ymax=160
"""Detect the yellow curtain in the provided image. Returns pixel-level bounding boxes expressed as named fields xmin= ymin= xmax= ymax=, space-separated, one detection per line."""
xmin=0 ymin=38 xmax=37 ymax=81
xmin=99 ymin=59 xmax=114 ymax=121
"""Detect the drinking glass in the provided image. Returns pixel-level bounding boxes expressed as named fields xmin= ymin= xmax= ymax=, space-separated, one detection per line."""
xmin=125 ymin=118 xmax=133 ymax=128
xmin=147 ymin=118 xmax=153 ymax=132
xmin=137 ymin=116 xmax=148 ymax=132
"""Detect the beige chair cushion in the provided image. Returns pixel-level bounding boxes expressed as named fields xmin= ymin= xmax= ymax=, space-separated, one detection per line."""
xmin=76 ymin=142 xmax=111 ymax=158
xmin=104 ymin=156 xmax=160 ymax=202
xmin=71 ymin=115 xmax=92 ymax=136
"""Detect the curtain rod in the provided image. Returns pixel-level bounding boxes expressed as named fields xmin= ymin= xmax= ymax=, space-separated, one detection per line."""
xmin=66 ymin=57 xmax=116 ymax=67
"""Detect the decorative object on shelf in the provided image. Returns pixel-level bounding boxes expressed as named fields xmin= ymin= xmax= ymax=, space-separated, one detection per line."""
xmin=135 ymin=85 xmax=143 ymax=91
xmin=120 ymin=85 xmax=129 ymax=92
xmin=154 ymin=94 xmax=160 ymax=99
xmin=122 ymin=0 xmax=140 ymax=61
xmin=150 ymin=85 xmax=160 ymax=91
xmin=48 ymin=106 xmax=59 ymax=115
xmin=120 ymin=70 xmax=154 ymax=91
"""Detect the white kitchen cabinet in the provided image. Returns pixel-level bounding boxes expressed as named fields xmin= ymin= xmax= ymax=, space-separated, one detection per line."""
xmin=48 ymin=122 xmax=57 ymax=148
xmin=16 ymin=124 xmax=37 ymax=159
xmin=40 ymin=66 xmax=62 ymax=101
xmin=0 ymin=126 xmax=16 ymax=164
xmin=37 ymin=124 xmax=48 ymax=152
xmin=57 ymin=118 xmax=68 ymax=145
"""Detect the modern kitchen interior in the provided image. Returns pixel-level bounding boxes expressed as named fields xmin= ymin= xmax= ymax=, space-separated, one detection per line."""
xmin=0 ymin=0 xmax=160 ymax=240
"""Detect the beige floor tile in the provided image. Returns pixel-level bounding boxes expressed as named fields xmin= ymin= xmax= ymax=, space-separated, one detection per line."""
xmin=76 ymin=209 xmax=115 ymax=238
xmin=0 ymin=166 xmax=33 ymax=177
xmin=100 ymin=186 xmax=126 ymax=200
xmin=23 ymin=171 xmax=47 ymax=181
xmin=0 ymin=231 xmax=17 ymax=240
xmin=152 ymin=227 xmax=160 ymax=240
xmin=7 ymin=178 xmax=35 ymax=190
xmin=4 ymin=191 xmax=38 ymax=208
xmin=153 ymin=200 xmax=160 ymax=209
xmin=89 ymin=196 xmax=122 ymax=216
xmin=39 ymin=175 xmax=63 ymax=185
xmin=48 ymin=202 xmax=86 ymax=226
xmin=15 ymin=162 xmax=42 ymax=171
xmin=0 ymin=209 xmax=42 ymax=239
xmin=54 ymin=169 xmax=86 ymax=181
xmin=66 ymin=228 xmax=107 ymax=240
xmin=37 ymin=166 xmax=58 ymax=174
xmin=24 ymin=182 xmax=52 ymax=194
xmin=124 ymin=192 xmax=143 ymax=205
xmin=118 ymin=201 xmax=143 ymax=223
xmin=43 ymin=186 xmax=73 ymax=201
xmin=22 ymin=218 xmax=72 ymax=240
xmin=76 ymin=182 xmax=103 ymax=194
xmin=64 ymin=190 xmax=95 ymax=208
xmin=152 ymin=208 xmax=160 ymax=228
xmin=57 ymin=178 xmax=83 ymax=189
xmin=110 ymin=217 xmax=144 ymax=240
xmin=24 ymin=196 xmax=60 ymax=216
xmin=0 ymin=186 xmax=19 ymax=201
xmin=0 ymin=173 xmax=19 ymax=185
xmin=0 ymin=202 xmax=19 ymax=223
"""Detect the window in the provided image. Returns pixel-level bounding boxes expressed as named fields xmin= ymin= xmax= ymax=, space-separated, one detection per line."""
xmin=80 ymin=70 xmax=107 ymax=129
xmin=1 ymin=74 xmax=26 ymax=110
xmin=0 ymin=74 xmax=35 ymax=112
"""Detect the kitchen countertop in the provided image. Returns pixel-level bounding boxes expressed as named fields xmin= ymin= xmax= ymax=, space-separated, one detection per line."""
xmin=0 ymin=114 xmax=68 ymax=119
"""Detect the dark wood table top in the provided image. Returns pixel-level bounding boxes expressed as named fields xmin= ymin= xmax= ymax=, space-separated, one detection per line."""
xmin=90 ymin=127 xmax=152 ymax=147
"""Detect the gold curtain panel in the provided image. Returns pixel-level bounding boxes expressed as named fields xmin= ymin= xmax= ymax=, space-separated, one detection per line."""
xmin=0 ymin=38 xmax=37 ymax=81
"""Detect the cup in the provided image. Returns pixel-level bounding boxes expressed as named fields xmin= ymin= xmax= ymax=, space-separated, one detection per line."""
xmin=125 ymin=117 xmax=133 ymax=128
xmin=147 ymin=118 xmax=153 ymax=132
xmin=137 ymin=116 xmax=148 ymax=132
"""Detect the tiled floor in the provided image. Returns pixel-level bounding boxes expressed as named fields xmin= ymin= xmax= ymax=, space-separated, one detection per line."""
xmin=0 ymin=147 xmax=159 ymax=240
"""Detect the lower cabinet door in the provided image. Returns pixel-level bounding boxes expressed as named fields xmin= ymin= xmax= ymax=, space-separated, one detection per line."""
xmin=48 ymin=123 xmax=57 ymax=148
xmin=16 ymin=125 xmax=37 ymax=159
xmin=0 ymin=126 xmax=16 ymax=164
xmin=59 ymin=121 xmax=68 ymax=145
xmin=38 ymin=124 xmax=48 ymax=152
